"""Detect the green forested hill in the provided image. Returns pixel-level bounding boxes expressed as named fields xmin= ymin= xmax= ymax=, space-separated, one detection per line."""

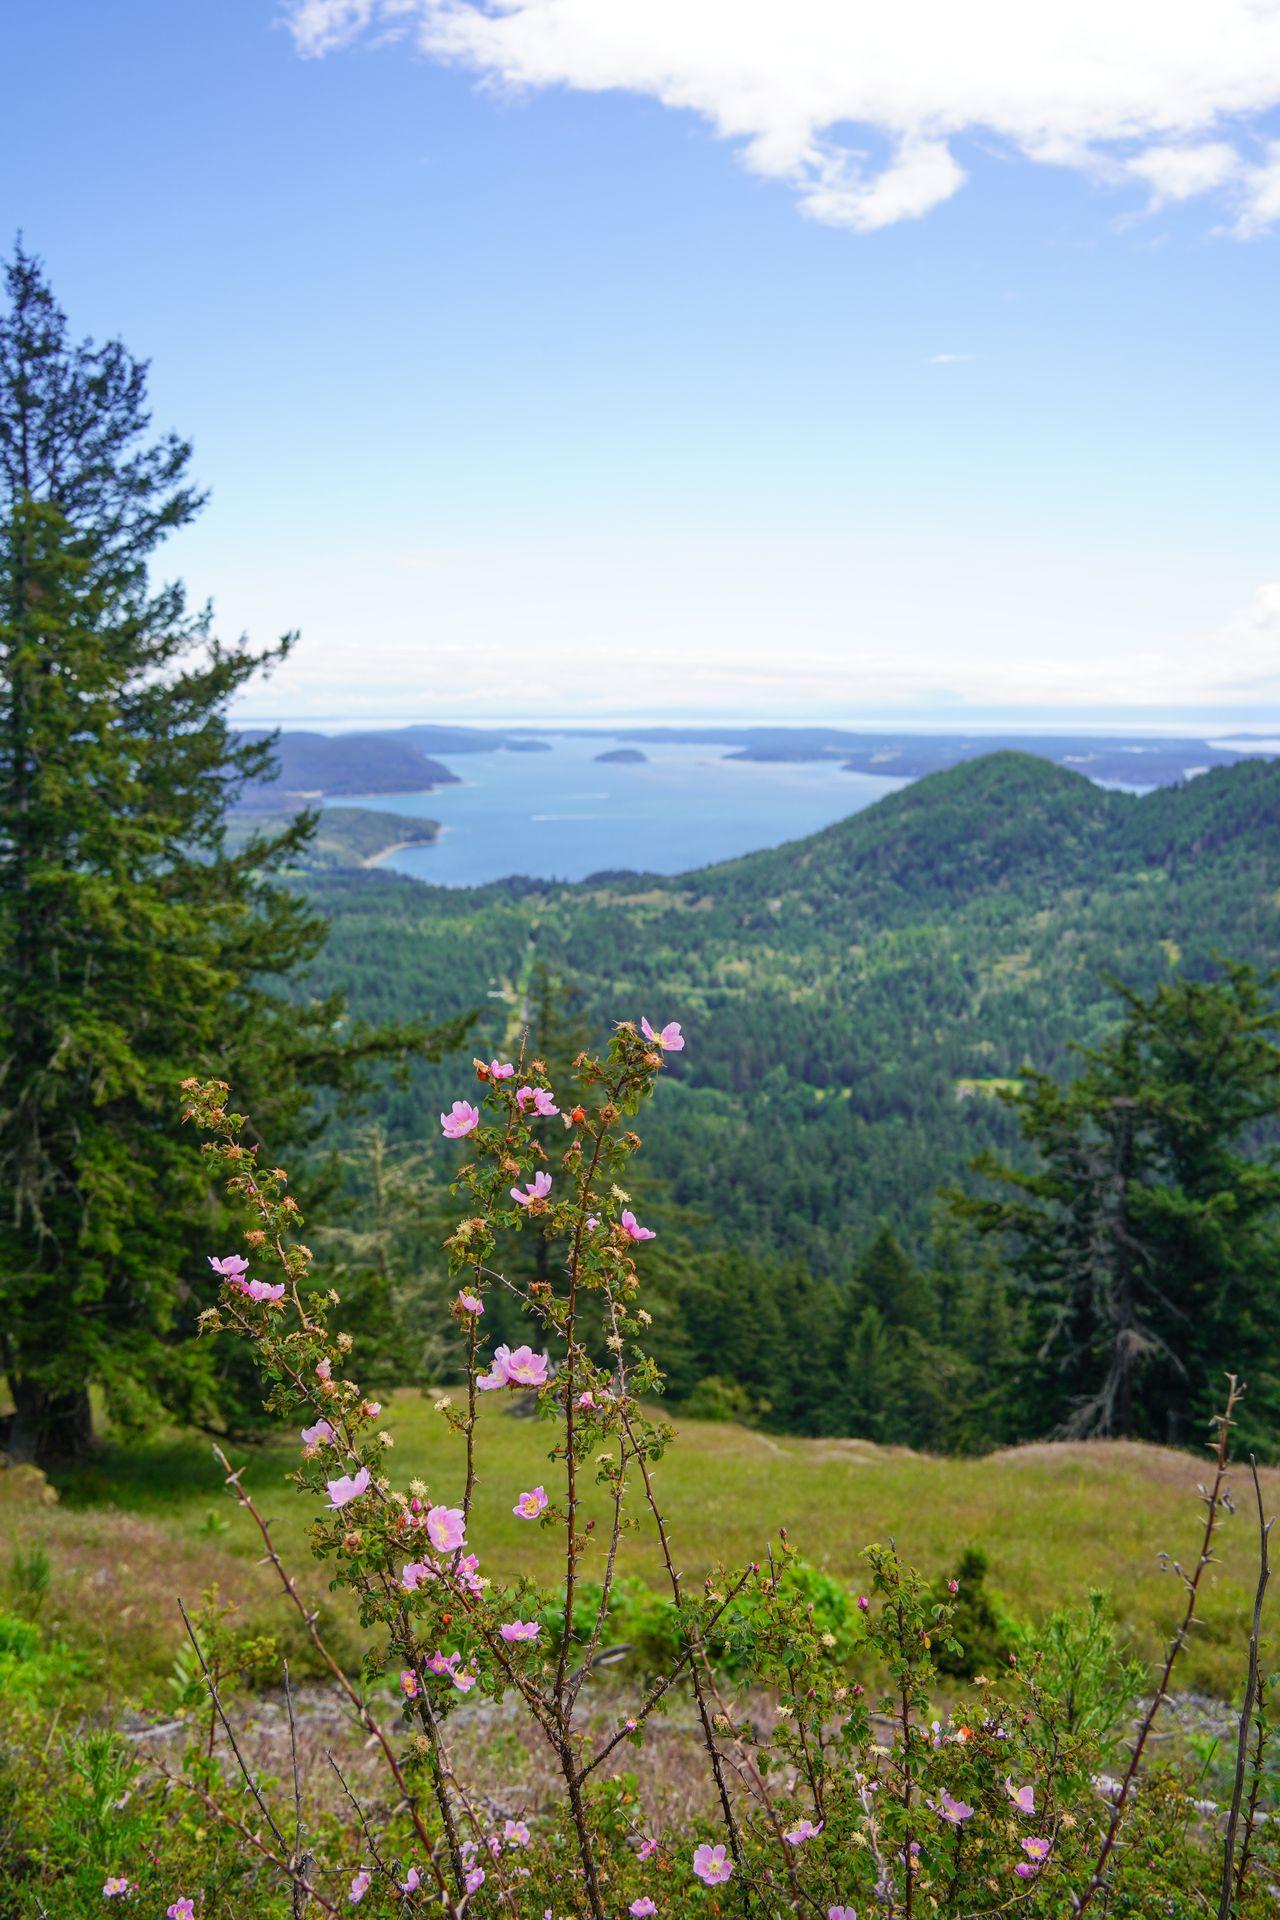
xmin=295 ymin=753 xmax=1280 ymax=1442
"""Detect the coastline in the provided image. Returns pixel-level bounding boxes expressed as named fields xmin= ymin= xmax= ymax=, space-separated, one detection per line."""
xmin=362 ymin=833 xmax=440 ymax=869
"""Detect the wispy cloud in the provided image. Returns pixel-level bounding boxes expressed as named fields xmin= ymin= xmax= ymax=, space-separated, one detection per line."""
xmin=927 ymin=353 xmax=972 ymax=364
xmin=283 ymin=0 xmax=1280 ymax=234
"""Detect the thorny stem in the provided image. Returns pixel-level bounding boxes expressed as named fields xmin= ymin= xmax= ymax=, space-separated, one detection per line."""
xmin=209 ymin=1447 xmax=461 ymax=1918
xmin=1074 ymin=1378 xmax=1243 ymax=1918
xmin=1218 ymin=1455 xmax=1272 ymax=1920
xmin=155 ymin=1762 xmax=340 ymax=1915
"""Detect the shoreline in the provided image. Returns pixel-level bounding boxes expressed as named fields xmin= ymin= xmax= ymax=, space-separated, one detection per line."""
xmin=362 ymin=833 xmax=440 ymax=869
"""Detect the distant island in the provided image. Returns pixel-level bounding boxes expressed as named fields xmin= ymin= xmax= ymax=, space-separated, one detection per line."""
xmin=234 ymin=729 xmax=459 ymax=807
xmin=594 ymin=747 xmax=648 ymax=764
xmin=501 ymin=738 xmax=553 ymax=753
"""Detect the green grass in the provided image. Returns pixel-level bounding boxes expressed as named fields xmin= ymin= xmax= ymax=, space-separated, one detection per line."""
xmin=44 ymin=1393 xmax=1278 ymax=1701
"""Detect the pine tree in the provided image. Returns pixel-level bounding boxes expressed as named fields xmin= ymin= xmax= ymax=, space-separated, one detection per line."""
xmin=952 ymin=965 xmax=1280 ymax=1445
xmin=0 ymin=246 xmax=443 ymax=1462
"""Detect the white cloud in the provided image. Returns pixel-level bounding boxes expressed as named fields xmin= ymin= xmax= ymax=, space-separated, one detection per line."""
xmin=928 ymin=352 xmax=972 ymax=364
xmin=284 ymin=0 xmax=1280 ymax=233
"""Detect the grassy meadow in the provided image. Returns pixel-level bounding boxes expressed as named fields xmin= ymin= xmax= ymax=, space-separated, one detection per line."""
xmin=19 ymin=1391 xmax=1276 ymax=1706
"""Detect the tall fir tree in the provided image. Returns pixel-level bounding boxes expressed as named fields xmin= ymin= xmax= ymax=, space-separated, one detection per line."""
xmin=0 ymin=245 xmax=450 ymax=1462
xmin=952 ymin=965 xmax=1280 ymax=1446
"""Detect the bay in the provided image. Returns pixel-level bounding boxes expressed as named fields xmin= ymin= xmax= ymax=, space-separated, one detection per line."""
xmin=340 ymin=735 xmax=907 ymax=887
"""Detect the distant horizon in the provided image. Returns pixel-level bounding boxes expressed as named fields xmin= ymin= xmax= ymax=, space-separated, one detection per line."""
xmin=230 ymin=710 xmax=1280 ymax=739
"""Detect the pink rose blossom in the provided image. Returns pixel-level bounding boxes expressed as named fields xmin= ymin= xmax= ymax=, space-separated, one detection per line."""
xmin=301 ymin=1420 xmax=335 ymax=1448
xmin=692 ymin=1843 xmax=733 ymax=1886
xmin=400 ymin=1869 xmax=421 ymax=1893
xmin=245 ymin=1278 xmax=286 ymax=1302
xmin=585 ymin=1215 xmax=600 ymax=1230
xmin=465 ymin=1867 xmax=486 ymax=1895
xmin=630 ymin=1901 xmax=657 ymax=1918
xmin=939 ymin=1791 xmax=974 ymax=1825
xmin=441 ymin=1100 xmax=481 ymax=1140
xmin=316 ymin=1357 xmax=332 ymax=1381
xmin=167 ymin=1905 xmax=196 ymax=1920
xmin=400 ymin=1667 xmax=419 ymax=1698
xmin=479 ymin=1343 xmax=549 ymax=1390
xmin=829 ymin=1909 xmax=859 ymax=1920
xmin=490 ymin=1060 xmax=515 ymax=1079
xmin=325 ymin=1467 xmax=370 ymax=1509
xmin=425 ymin=1649 xmax=476 ymax=1691
xmin=401 ymin=1559 xmax=435 ymax=1591
xmin=785 ymin=1819 xmax=823 ymax=1845
xmin=620 ymin=1209 xmax=656 ymax=1242
xmin=1021 ymin=1837 xmax=1051 ymax=1863
xmin=516 ymin=1086 xmax=559 ymax=1117
xmin=500 ymin=1619 xmax=540 ymax=1642
xmin=576 ymin=1390 xmax=596 ymax=1409
xmin=102 ymin=1881 xmax=134 ymax=1899
xmin=641 ymin=1018 xmax=685 ymax=1052
xmin=504 ymin=1819 xmax=531 ymax=1848
xmin=426 ymin=1504 xmax=466 ymax=1553
xmin=511 ymin=1171 xmax=553 ymax=1207
xmin=349 ymin=1871 xmax=371 ymax=1903
xmin=457 ymin=1291 xmax=484 ymax=1314
xmin=1005 ymin=1777 xmax=1036 ymax=1815
xmin=208 ymin=1254 xmax=249 ymax=1280
xmin=456 ymin=1551 xmax=485 ymax=1593
xmin=514 ymin=1485 xmax=549 ymax=1519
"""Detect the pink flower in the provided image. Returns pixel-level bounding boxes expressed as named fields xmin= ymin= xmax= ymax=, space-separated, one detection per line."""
xmin=947 ymin=1578 xmax=960 ymax=1594
xmin=785 ymin=1819 xmax=823 ymax=1845
xmin=301 ymin=1419 xmax=335 ymax=1448
xmin=504 ymin=1820 xmax=531 ymax=1848
xmin=500 ymin=1619 xmax=540 ymax=1641
xmin=631 ymin=1902 xmax=657 ymax=1917
xmin=1014 ymin=1864 xmax=1040 ymax=1879
xmin=400 ymin=1869 xmax=421 ymax=1893
xmin=400 ymin=1668 xmax=419 ymax=1698
xmin=166 ymin=1904 xmax=195 ymax=1920
xmin=856 ymin=1595 xmax=869 ymax=1612
xmin=637 ymin=1838 xmax=659 ymax=1862
xmin=516 ymin=1086 xmax=559 ymax=1117
xmin=465 ymin=1867 xmax=486 ymax=1894
xmin=490 ymin=1060 xmax=515 ymax=1079
xmin=514 ymin=1485 xmax=549 ymax=1519
xmin=511 ymin=1171 xmax=553 ymax=1207
xmin=939 ymin=1791 xmax=974 ymax=1825
xmin=401 ymin=1559 xmax=435 ymax=1591
xmin=692 ymin=1844 xmax=733 ymax=1886
xmin=245 ymin=1278 xmax=286 ymax=1302
xmin=585 ymin=1215 xmax=600 ymax=1230
xmin=325 ymin=1466 xmax=371 ymax=1509
xmin=620 ymin=1209 xmax=655 ymax=1242
xmin=577 ymin=1390 xmax=596 ymax=1409
xmin=1005 ymin=1777 xmax=1035 ymax=1816
xmin=102 ymin=1881 xmax=134 ymax=1900
xmin=1021 ymin=1837 xmax=1051 ymax=1863
xmin=426 ymin=1650 xmax=476 ymax=1691
xmin=829 ymin=1909 xmax=858 ymax=1920
xmin=457 ymin=1291 xmax=484 ymax=1314
xmin=426 ymin=1504 xmax=466 ymax=1553
xmin=349 ymin=1871 xmax=371 ymax=1903
xmin=208 ymin=1254 xmax=249 ymax=1281
xmin=478 ymin=1343 xmax=549 ymax=1390
xmin=316 ymin=1357 xmax=332 ymax=1381
xmin=456 ymin=1551 xmax=485 ymax=1593
xmin=441 ymin=1100 xmax=481 ymax=1140
xmin=641 ymin=1017 xmax=685 ymax=1052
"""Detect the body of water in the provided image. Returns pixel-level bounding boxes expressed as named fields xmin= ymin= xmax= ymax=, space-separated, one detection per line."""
xmin=341 ymin=737 xmax=907 ymax=887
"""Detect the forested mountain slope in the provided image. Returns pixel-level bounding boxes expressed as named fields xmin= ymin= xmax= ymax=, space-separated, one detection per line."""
xmin=302 ymin=753 xmax=1277 ymax=1256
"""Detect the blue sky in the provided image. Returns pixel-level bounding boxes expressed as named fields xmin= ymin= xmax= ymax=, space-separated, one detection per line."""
xmin=8 ymin=0 xmax=1280 ymax=723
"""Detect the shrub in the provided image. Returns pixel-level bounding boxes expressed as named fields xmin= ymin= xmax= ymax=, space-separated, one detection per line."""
xmin=21 ymin=1017 xmax=1269 ymax=1918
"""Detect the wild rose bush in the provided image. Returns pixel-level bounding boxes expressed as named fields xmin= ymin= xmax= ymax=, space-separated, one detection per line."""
xmin=132 ymin=1021 xmax=1275 ymax=1919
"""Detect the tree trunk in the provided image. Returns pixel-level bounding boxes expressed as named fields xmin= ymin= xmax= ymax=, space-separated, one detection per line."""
xmin=6 ymin=1377 xmax=95 ymax=1466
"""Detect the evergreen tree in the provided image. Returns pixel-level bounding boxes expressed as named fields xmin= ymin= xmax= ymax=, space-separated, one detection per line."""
xmin=0 ymin=246 xmax=446 ymax=1463
xmin=952 ymin=965 xmax=1280 ymax=1445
